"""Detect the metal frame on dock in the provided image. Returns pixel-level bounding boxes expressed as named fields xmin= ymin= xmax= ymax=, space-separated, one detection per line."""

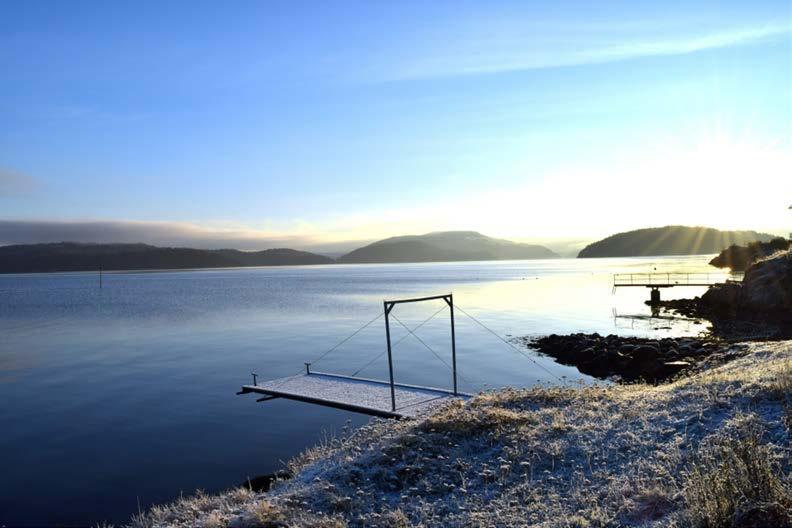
xmin=384 ymin=293 xmax=457 ymax=412
xmin=239 ymin=293 xmax=464 ymax=418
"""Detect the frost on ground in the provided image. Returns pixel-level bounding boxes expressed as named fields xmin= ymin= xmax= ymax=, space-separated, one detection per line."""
xmin=130 ymin=342 xmax=792 ymax=528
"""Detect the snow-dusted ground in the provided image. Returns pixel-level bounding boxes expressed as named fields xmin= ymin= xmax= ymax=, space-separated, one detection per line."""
xmin=131 ymin=342 xmax=791 ymax=528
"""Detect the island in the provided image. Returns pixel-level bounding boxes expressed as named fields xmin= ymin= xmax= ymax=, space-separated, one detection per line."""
xmin=577 ymin=225 xmax=775 ymax=258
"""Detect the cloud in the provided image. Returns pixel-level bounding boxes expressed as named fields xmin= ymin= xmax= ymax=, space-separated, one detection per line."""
xmin=387 ymin=24 xmax=790 ymax=81
xmin=0 ymin=168 xmax=41 ymax=196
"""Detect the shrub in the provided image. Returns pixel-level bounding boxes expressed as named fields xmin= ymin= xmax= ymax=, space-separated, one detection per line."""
xmin=682 ymin=422 xmax=792 ymax=527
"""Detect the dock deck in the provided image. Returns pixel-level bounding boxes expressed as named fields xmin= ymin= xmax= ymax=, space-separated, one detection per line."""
xmin=240 ymin=371 xmax=470 ymax=418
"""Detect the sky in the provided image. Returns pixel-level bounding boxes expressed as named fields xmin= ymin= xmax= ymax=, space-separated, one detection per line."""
xmin=1 ymin=0 xmax=791 ymax=253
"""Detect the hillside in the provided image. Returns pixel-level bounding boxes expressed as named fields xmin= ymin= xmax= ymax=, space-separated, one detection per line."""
xmin=0 ymin=242 xmax=334 ymax=273
xmin=578 ymin=226 xmax=775 ymax=258
xmin=338 ymin=231 xmax=559 ymax=263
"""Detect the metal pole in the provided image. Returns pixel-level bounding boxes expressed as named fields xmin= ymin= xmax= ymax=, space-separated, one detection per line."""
xmin=448 ymin=295 xmax=457 ymax=395
xmin=384 ymin=301 xmax=396 ymax=412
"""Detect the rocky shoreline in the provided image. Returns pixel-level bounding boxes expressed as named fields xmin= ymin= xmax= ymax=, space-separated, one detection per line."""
xmin=652 ymin=297 xmax=792 ymax=340
xmin=525 ymin=333 xmax=746 ymax=383
xmin=647 ymin=248 xmax=792 ymax=341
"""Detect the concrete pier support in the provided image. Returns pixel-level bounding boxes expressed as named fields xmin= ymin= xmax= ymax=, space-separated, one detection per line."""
xmin=650 ymin=287 xmax=661 ymax=304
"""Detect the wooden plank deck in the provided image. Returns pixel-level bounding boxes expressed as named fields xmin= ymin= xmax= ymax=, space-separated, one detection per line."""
xmin=240 ymin=371 xmax=471 ymax=418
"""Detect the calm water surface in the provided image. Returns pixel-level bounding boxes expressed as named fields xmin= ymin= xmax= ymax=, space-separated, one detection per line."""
xmin=0 ymin=257 xmax=726 ymax=525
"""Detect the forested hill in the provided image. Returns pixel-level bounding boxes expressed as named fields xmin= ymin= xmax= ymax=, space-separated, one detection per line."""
xmin=0 ymin=242 xmax=334 ymax=273
xmin=577 ymin=226 xmax=775 ymax=258
xmin=338 ymin=231 xmax=559 ymax=263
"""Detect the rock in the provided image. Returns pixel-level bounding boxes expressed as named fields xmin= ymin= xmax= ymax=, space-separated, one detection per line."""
xmin=683 ymin=249 xmax=792 ymax=322
xmin=241 ymin=470 xmax=292 ymax=492
xmin=701 ymin=282 xmax=742 ymax=316
xmin=529 ymin=333 xmax=740 ymax=384
xmin=634 ymin=345 xmax=659 ymax=360
xmin=739 ymin=250 xmax=792 ymax=316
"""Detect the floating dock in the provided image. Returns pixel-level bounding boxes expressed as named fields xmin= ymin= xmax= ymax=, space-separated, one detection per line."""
xmin=240 ymin=294 xmax=472 ymax=418
xmin=240 ymin=371 xmax=470 ymax=418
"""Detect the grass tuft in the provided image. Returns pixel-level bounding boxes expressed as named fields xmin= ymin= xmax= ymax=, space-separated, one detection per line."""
xmin=682 ymin=416 xmax=792 ymax=527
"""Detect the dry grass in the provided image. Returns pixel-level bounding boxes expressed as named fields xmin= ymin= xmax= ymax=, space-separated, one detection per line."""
xmin=769 ymin=359 xmax=792 ymax=400
xmin=682 ymin=415 xmax=792 ymax=527
xmin=128 ymin=488 xmax=347 ymax=528
xmin=130 ymin=341 xmax=792 ymax=528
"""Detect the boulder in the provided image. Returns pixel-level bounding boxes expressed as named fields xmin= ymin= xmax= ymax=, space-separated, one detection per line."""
xmin=634 ymin=345 xmax=659 ymax=360
xmin=699 ymin=249 xmax=792 ymax=320
xmin=739 ymin=249 xmax=792 ymax=316
xmin=701 ymin=282 xmax=742 ymax=316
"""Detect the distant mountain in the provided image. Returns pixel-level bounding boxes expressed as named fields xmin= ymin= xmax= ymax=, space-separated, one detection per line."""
xmin=338 ymin=231 xmax=559 ymax=263
xmin=0 ymin=242 xmax=334 ymax=273
xmin=577 ymin=226 xmax=776 ymax=258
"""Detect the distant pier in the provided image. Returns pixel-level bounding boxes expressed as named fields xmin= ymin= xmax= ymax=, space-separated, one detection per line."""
xmin=612 ymin=272 xmax=742 ymax=303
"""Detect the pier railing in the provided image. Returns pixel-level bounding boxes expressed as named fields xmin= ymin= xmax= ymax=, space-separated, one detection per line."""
xmin=613 ymin=272 xmax=741 ymax=288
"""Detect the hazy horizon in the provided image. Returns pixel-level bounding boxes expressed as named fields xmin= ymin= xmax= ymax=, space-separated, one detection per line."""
xmin=0 ymin=221 xmax=784 ymax=259
xmin=2 ymin=1 xmax=791 ymax=250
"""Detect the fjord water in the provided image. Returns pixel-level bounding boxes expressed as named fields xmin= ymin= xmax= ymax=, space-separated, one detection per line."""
xmin=0 ymin=256 xmax=725 ymax=525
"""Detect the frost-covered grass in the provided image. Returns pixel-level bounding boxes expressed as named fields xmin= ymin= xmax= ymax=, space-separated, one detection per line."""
xmin=126 ymin=488 xmax=345 ymax=528
xmin=129 ymin=342 xmax=792 ymax=528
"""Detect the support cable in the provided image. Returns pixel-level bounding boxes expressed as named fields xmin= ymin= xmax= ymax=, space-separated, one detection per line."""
xmin=350 ymin=304 xmax=448 ymax=377
xmin=309 ymin=311 xmax=383 ymax=366
xmin=453 ymin=303 xmax=566 ymax=385
xmin=261 ymin=309 xmax=384 ymax=391
xmin=390 ymin=312 xmax=485 ymax=390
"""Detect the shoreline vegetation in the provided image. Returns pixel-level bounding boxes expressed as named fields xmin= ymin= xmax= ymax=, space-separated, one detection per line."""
xmin=125 ymin=250 xmax=792 ymax=528
xmin=709 ymin=238 xmax=791 ymax=272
